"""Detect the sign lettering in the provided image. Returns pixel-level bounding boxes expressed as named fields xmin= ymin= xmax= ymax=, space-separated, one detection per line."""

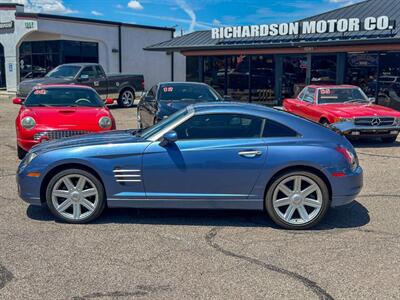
xmin=211 ymin=16 xmax=395 ymax=39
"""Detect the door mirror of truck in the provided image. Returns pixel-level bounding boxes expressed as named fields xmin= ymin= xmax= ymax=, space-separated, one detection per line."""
xmin=223 ymin=95 xmax=233 ymax=101
xmin=368 ymin=97 xmax=376 ymax=103
xmin=12 ymin=97 xmax=23 ymax=105
xmin=78 ymin=74 xmax=90 ymax=82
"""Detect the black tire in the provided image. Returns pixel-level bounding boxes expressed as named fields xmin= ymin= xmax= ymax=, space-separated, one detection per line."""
xmin=265 ymin=170 xmax=330 ymax=230
xmin=118 ymin=88 xmax=135 ymax=108
xmin=320 ymin=118 xmax=330 ymax=127
xmin=382 ymin=136 xmax=397 ymax=143
xmin=45 ymin=168 xmax=106 ymax=224
xmin=18 ymin=146 xmax=27 ymax=160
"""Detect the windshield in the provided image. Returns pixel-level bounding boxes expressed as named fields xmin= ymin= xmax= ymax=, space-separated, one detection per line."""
xmin=159 ymin=84 xmax=222 ymax=102
xmin=46 ymin=66 xmax=81 ymax=79
xmin=24 ymin=88 xmax=104 ymax=107
xmin=139 ymin=108 xmax=189 ymax=139
xmin=317 ymin=88 xmax=369 ymax=104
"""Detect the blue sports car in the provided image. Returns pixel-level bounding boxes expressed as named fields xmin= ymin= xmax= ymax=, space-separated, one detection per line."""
xmin=17 ymin=103 xmax=363 ymax=229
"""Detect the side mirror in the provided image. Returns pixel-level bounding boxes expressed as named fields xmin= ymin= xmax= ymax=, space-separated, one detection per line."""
xmin=105 ymin=98 xmax=114 ymax=105
xmin=159 ymin=131 xmax=177 ymax=147
xmin=223 ymin=95 xmax=233 ymax=101
xmin=368 ymin=97 xmax=376 ymax=103
xmin=78 ymin=74 xmax=89 ymax=82
xmin=12 ymin=97 xmax=23 ymax=105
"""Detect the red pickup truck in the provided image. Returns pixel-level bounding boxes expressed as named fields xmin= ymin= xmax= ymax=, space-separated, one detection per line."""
xmin=283 ymin=85 xmax=400 ymax=143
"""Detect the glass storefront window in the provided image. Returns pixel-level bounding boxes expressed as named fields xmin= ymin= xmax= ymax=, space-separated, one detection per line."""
xmin=186 ymin=56 xmax=201 ymax=82
xmin=345 ymin=53 xmax=378 ymax=97
xmin=282 ymin=56 xmax=307 ymax=98
xmin=377 ymin=52 xmax=400 ymax=110
xmin=203 ymin=56 xmax=225 ymax=96
xmin=19 ymin=40 xmax=98 ymax=81
xmin=251 ymin=55 xmax=275 ymax=105
xmin=311 ymin=55 xmax=337 ymax=85
xmin=226 ymin=55 xmax=250 ymax=102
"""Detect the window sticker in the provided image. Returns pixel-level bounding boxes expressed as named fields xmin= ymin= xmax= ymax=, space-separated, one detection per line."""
xmin=34 ymin=89 xmax=47 ymax=95
xmin=320 ymin=89 xmax=331 ymax=95
xmin=163 ymin=87 xmax=174 ymax=92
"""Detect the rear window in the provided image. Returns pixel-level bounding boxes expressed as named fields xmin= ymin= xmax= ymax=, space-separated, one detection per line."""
xmin=25 ymin=88 xmax=103 ymax=107
xmin=159 ymin=84 xmax=222 ymax=102
xmin=263 ymin=120 xmax=298 ymax=138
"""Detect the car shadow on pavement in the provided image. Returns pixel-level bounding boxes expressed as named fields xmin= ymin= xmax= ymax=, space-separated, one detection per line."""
xmin=26 ymin=201 xmax=370 ymax=231
xmin=351 ymin=139 xmax=400 ymax=148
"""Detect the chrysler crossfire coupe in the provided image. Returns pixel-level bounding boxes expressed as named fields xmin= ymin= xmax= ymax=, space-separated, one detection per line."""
xmin=17 ymin=103 xmax=363 ymax=229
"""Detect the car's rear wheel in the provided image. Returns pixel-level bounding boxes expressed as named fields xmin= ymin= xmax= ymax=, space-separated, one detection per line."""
xmin=118 ymin=89 xmax=135 ymax=108
xmin=382 ymin=136 xmax=397 ymax=143
xmin=46 ymin=169 xmax=105 ymax=224
xmin=17 ymin=146 xmax=27 ymax=160
xmin=265 ymin=170 xmax=330 ymax=230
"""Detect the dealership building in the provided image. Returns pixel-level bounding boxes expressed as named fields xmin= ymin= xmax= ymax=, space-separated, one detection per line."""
xmin=0 ymin=3 xmax=185 ymax=93
xmin=146 ymin=0 xmax=400 ymax=109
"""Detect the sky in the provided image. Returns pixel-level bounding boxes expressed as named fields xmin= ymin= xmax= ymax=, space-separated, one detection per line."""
xmin=3 ymin=0 xmax=364 ymax=34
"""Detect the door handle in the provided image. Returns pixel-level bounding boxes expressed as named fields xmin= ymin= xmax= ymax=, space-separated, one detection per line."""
xmin=238 ymin=150 xmax=262 ymax=158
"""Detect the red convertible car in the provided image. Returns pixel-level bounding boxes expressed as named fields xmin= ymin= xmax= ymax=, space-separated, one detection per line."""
xmin=284 ymin=85 xmax=400 ymax=143
xmin=14 ymin=85 xmax=116 ymax=158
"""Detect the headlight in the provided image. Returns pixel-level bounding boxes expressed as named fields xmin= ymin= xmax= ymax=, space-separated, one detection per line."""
xmin=24 ymin=152 xmax=37 ymax=166
xmin=99 ymin=116 xmax=112 ymax=128
xmin=21 ymin=116 xmax=36 ymax=130
xmin=394 ymin=117 xmax=400 ymax=126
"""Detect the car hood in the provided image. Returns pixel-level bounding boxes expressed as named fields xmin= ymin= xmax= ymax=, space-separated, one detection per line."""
xmin=31 ymin=129 xmax=142 ymax=153
xmin=319 ymin=103 xmax=400 ymax=117
xmin=20 ymin=107 xmax=111 ymax=128
xmin=18 ymin=77 xmax=73 ymax=96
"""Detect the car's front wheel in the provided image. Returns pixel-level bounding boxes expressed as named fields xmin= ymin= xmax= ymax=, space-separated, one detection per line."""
xmin=46 ymin=169 xmax=106 ymax=224
xmin=265 ymin=170 xmax=330 ymax=230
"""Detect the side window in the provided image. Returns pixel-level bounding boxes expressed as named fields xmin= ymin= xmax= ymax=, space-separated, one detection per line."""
xmin=303 ymin=88 xmax=316 ymax=103
xmin=94 ymin=66 xmax=105 ymax=78
xmin=298 ymin=88 xmax=306 ymax=100
xmin=80 ymin=66 xmax=96 ymax=79
xmin=263 ymin=119 xmax=298 ymax=138
xmin=147 ymin=85 xmax=157 ymax=98
xmin=174 ymin=114 xmax=264 ymax=140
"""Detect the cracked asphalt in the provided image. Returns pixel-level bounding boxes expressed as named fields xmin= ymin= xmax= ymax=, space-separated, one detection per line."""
xmin=0 ymin=98 xmax=399 ymax=299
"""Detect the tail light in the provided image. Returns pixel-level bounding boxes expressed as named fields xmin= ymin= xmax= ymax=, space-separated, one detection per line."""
xmin=141 ymin=79 xmax=145 ymax=90
xmin=336 ymin=146 xmax=358 ymax=171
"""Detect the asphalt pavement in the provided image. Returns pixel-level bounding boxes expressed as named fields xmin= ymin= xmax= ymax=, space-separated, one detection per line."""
xmin=0 ymin=99 xmax=399 ymax=299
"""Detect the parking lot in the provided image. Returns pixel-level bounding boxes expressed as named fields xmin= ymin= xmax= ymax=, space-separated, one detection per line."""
xmin=0 ymin=98 xmax=399 ymax=299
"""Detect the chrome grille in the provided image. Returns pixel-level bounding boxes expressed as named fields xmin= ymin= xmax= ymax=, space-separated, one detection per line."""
xmin=33 ymin=130 xmax=90 ymax=141
xmin=354 ymin=117 xmax=395 ymax=127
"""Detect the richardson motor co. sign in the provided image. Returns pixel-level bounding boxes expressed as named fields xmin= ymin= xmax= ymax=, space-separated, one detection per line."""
xmin=211 ymin=16 xmax=395 ymax=39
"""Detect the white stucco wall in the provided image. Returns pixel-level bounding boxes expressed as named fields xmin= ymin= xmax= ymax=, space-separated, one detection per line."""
xmin=0 ymin=5 xmax=185 ymax=93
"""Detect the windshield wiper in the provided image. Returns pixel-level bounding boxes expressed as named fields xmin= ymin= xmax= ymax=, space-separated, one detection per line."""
xmin=344 ymin=99 xmax=369 ymax=103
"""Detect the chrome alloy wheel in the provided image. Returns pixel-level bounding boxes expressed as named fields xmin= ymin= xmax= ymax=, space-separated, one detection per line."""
xmin=121 ymin=90 xmax=134 ymax=107
xmin=51 ymin=174 xmax=99 ymax=221
xmin=272 ymin=175 xmax=323 ymax=225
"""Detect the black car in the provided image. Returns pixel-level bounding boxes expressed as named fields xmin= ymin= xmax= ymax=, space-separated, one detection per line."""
xmin=137 ymin=82 xmax=228 ymax=128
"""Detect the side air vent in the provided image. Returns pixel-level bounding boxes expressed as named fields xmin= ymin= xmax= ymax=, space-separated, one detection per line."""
xmin=113 ymin=169 xmax=141 ymax=183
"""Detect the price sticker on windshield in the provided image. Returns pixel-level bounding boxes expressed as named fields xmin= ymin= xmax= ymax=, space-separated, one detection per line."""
xmin=163 ymin=87 xmax=173 ymax=92
xmin=320 ymin=89 xmax=331 ymax=95
xmin=34 ymin=89 xmax=47 ymax=95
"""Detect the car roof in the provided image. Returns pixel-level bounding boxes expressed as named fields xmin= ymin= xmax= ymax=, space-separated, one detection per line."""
xmin=190 ymin=101 xmax=277 ymax=115
xmin=307 ymin=84 xmax=357 ymax=89
xmin=59 ymin=63 xmax=97 ymax=67
xmin=34 ymin=84 xmax=95 ymax=90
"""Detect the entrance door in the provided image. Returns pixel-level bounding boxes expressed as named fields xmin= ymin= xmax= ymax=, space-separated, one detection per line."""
xmin=281 ymin=55 xmax=308 ymax=99
xmin=0 ymin=44 xmax=5 ymax=89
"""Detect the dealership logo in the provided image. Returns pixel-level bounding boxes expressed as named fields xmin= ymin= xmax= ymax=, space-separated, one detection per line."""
xmin=211 ymin=16 xmax=395 ymax=39
xmin=371 ymin=118 xmax=381 ymax=126
xmin=0 ymin=21 xmax=14 ymax=30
